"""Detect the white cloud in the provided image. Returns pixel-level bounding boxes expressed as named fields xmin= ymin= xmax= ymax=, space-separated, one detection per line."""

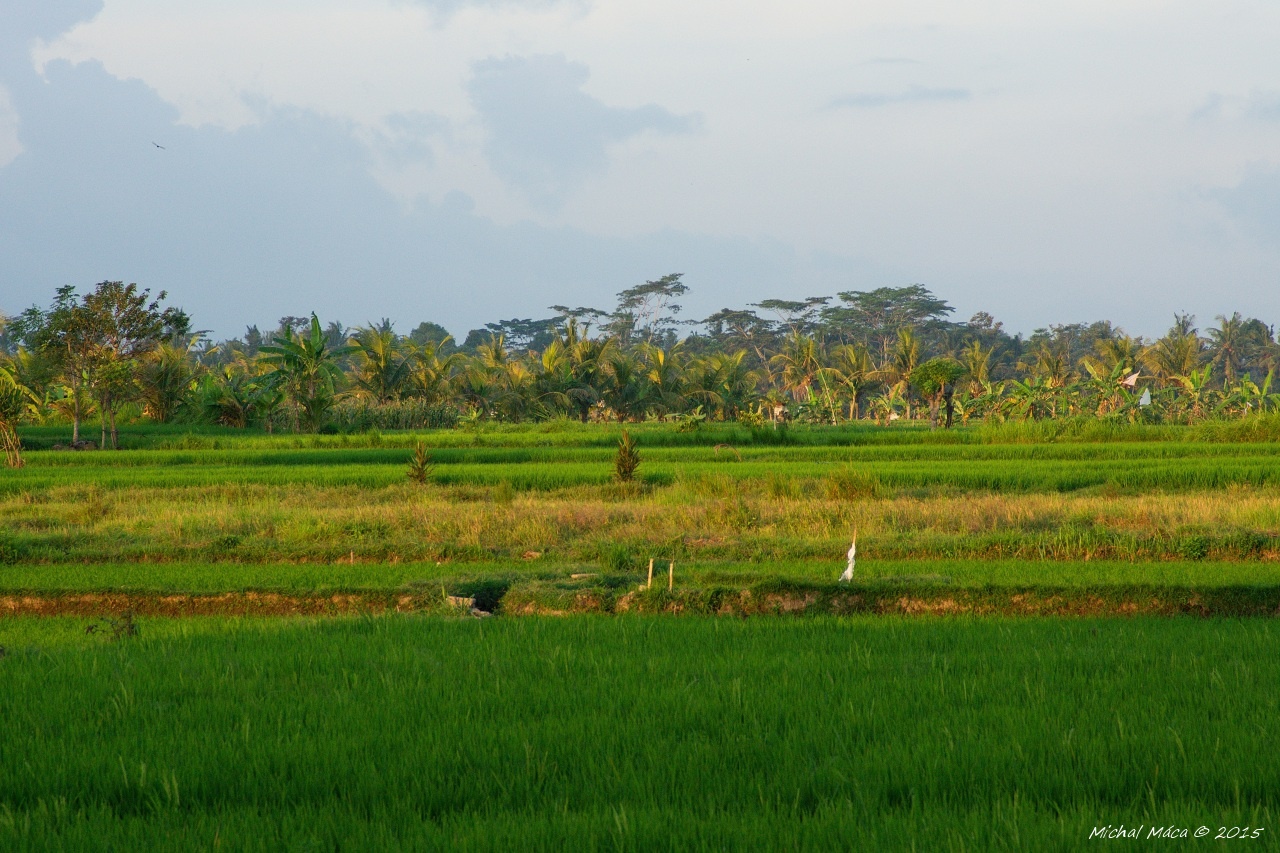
xmin=9 ymin=0 xmax=1280 ymax=335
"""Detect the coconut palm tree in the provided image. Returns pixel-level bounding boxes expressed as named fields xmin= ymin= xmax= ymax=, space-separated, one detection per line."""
xmin=406 ymin=336 xmax=460 ymax=404
xmin=348 ymin=326 xmax=412 ymax=404
xmin=1206 ymin=313 xmax=1248 ymax=389
xmin=601 ymin=352 xmax=650 ymax=422
xmin=769 ymin=330 xmax=823 ymax=401
xmin=1142 ymin=314 xmax=1204 ymax=387
xmin=872 ymin=328 xmax=920 ymax=419
xmin=827 ymin=343 xmax=873 ymax=420
xmin=639 ymin=342 xmax=689 ymax=417
xmin=137 ymin=338 xmax=202 ymax=423
xmin=690 ymin=350 xmax=758 ymax=420
xmin=961 ymin=340 xmax=993 ymax=396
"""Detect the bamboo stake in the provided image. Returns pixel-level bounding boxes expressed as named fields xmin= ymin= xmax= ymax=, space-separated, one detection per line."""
xmin=668 ymin=561 xmax=674 ymax=591
xmin=647 ymin=558 xmax=654 ymax=589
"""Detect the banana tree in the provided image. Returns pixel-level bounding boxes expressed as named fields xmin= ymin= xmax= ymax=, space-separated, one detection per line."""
xmin=0 ymin=366 xmax=40 ymax=467
xmin=1172 ymin=365 xmax=1217 ymax=423
xmin=259 ymin=314 xmax=355 ymax=432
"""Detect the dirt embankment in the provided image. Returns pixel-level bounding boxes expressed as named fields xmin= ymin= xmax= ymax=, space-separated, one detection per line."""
xmin=6 ymin=583 xmax=1272 ymax=619
xmin=0 ymin=592 xmax=438 ymax=618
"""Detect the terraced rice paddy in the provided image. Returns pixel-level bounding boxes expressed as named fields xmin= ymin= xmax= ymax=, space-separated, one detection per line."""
xmin=3 ymin=419 xmax=1279 ymax=848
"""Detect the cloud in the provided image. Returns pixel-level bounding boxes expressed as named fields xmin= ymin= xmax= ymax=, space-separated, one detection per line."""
xmin=0 ymin=27 xmax=838 ymax=339
xmin=827 ymin=86 xmax=970 ymax=109
xmin=1190 ymin=91 xmax=1280 ymax=124
xmin=371 ymin=110 xmax=451 ymax=167
xmin=0 ymin=0 xmax=102 ymax=64
xmin=1210 ymin=166 xmax=1280 ymax=243
xmin=467 ymin=54 xmax=699 ymax=207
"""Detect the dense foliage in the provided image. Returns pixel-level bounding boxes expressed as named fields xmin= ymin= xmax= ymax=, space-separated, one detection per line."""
xmin=4 ymin=277 xmax=1280 ymax=440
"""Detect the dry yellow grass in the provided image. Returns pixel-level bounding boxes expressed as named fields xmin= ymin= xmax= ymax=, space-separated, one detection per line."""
xmin=4 ymin=480 xmax=1278 ymax=564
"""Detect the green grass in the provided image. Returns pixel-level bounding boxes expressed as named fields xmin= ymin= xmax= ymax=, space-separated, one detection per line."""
xmin=5 ymin=420 xmax=1280 ymax=847
xmin=11 ymin=437 xmax=1280 ymax=495
xmin=1 ymin=615 xmax=1277 ymax=850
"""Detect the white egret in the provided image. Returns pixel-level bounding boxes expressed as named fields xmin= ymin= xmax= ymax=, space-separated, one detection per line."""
xmin=839 ymin=532 xmax=857 ymax=582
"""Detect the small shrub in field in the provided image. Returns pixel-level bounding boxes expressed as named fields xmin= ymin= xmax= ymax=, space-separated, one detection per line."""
xmin=604 ymin=543 xmax=635 ymax=573
xmin=407 ymin=441 xmax=434 ymax=485
xmin=614 ymin=430 xmax=640 ymax=482
xmin=1177 ymin=534 xmax=1210 ymax=561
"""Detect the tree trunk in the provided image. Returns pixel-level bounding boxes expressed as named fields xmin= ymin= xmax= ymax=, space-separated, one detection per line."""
xmin=109 ymin=406 xmax=118 ymax=450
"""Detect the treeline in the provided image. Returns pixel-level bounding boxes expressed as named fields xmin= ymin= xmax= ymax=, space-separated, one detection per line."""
xmin=2 ymin=276 xmax=1279 ymax=450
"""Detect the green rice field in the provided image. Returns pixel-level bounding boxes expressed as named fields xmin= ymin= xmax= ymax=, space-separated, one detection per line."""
xmin=3 ymin=420 xmax=1280 ymax=849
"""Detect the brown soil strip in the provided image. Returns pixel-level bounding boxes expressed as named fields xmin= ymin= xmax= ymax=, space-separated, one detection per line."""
xmin=0 ymin=592 xmax=437 ymax=618
xmin=4 ymin=587 xmax=1280 ymax=619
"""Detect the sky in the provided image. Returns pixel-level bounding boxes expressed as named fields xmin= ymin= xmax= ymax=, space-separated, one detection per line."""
xmin=1 ymin=0 xmax=1279 ymax=341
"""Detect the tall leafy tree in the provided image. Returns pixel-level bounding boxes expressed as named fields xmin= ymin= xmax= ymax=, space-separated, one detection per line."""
xmin=607 ymin=273 xmax=689 ymax=346
xmin=822 ymin=285 xmax=953 ymax=357
xmin=78 ymin=281 xmax=189 ymax=448
xmin=910 ymin=357 xmax=967 ymax=429
xmin=16 ymin=286 xmax=96 ymax=443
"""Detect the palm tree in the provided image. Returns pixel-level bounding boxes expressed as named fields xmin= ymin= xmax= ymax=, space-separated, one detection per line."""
xmin=348 ymin=326 xmax=412 ymax=404
xmin=827 ymin=343 xmax=873 ymax=420
xmin=690 ymin=350 xmax=758 ymax=420
xmin=1088 ymin=334 xmax=1141 ymax=376
xmin=601 ymin=352 xmax=650 ymax=422
xmin=137 ymin=339 xmax=201 ymax=423
xmin=563 ymin=332 xmax=613 ymax=423
xmin=406 ymin=336 xmax=460 ymax=404
xmin=259 ymin=314 xmax=354 ymax=432
xmin=1018 ymin=341 xmax=1073 ymax=389
xmin=640 ymin=342 xmax=689 ymax=417
xmin=769 ymin=331 xmax=823 ymax=401
xmin=872 ymin=328 xmax=919 ymax=419
xmin=961 ymin=340 xmax=993 ymax=395
xmin=1142 ymin=314 xmax=1204 ymax=387
xmin=1207 ymin=313 xmax=1250 ymax=389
